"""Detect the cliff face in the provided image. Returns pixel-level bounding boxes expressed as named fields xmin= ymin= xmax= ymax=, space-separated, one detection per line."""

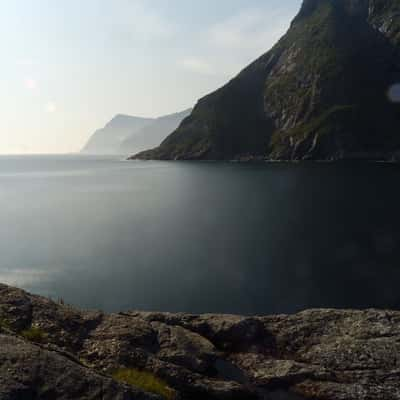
xmin=1 ymin=284 xmax=400 ymax=400
xmin=133 ymin=0 xmax=400 ymax=161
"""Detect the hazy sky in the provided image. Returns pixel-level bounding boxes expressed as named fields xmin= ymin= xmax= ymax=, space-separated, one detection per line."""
xmin=0 ymin=0 xmax=301 ymax=154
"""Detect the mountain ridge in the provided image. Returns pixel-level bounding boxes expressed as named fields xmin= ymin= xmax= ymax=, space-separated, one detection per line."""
xmin=82 ymin=109 xmax=191 ymax=155
xmin=82 ymin=115 xmax=154 ymax=155
xmin=132 ymin=0 xmax=400 ymax=161
xmin=119 ymin=108 xmax=192 ymax=155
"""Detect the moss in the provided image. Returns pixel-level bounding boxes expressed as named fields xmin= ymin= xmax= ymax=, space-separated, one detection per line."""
xmin=0 ymin=317 xmax=10 ymax=330
xmin=79 ymin=358 xmax=92 ymax=368
xmin=112 ymin=368 xmax=175 ymax=400
xmin=21 ymin=326 xmax=48 ymax=343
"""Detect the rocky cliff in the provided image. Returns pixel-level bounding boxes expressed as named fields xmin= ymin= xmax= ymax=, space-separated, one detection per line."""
xmin=132 ymin=0 xmax=400 ymax=161
xmin=1 ymin=284 xmax=400 ymax=399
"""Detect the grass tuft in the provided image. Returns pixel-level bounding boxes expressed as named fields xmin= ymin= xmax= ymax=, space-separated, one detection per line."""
xmin=21 ymin=326 xmax=48 ymax=343
xmin=112 ymin=368 xmax=175 ymax=400
xmin=0 ymin=317 xmax=10 ymax=330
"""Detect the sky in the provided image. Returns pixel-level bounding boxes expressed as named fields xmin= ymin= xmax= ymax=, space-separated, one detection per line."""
xmin=0 ymin=0 xmax=302 ymax=154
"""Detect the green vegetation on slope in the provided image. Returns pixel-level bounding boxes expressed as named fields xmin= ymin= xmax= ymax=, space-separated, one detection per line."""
xmin=21 ymin=326 xmax=48 ymax=343
xmin=0 ymin=317 xmax=10 ymax=331
xmin=269 ymin=105 xmax=356 ymax=157
xmin=112 ymin=368 xmax=176 ymax=400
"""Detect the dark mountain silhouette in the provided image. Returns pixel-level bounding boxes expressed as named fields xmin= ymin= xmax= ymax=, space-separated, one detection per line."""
xmin=133 ymin=0 xmax=400 ymax=161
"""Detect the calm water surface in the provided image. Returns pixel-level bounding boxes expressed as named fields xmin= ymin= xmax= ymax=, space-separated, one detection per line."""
xmin=1 ymin=155 xmax=399 ymax=314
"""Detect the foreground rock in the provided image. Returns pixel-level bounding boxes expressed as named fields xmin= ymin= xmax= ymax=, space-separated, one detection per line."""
xmin=1 ymin=284 xmax=400 ymax=399
xmin=0 ymin=334 xmax=160 ymax=400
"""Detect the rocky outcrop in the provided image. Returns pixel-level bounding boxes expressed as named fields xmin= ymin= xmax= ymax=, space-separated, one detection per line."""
xmin=1 ymin=283 xmax=400 ymax=399
xmin=132 ymin=0 xmax=400 ymax=161
xmin=0 ymin=334 xmax=160 ymax=400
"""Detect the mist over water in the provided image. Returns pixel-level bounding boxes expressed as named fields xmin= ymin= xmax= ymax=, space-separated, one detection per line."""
xmin=1 ymin=155 xmax=400 ymax=314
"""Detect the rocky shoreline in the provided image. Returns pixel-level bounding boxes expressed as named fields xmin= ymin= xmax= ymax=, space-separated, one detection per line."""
xmin=1 ymin=283 xmax=399 ymax=399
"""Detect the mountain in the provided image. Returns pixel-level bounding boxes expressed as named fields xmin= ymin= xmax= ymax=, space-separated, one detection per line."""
xmin=81 ymin=110 xmax=191 ymax=155
xmin=118 ymin=108 xmax=192 ymax=155
xmin=132 ymin=0 xmax=400 ymax=161
xmin=81 ymin=114 xmax=153 ymax=154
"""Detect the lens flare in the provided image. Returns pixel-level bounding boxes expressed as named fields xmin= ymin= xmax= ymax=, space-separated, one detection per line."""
xmin=388 ymin=84 xmax=400 ymax=103
xmin=45 ymin=102 xmax=57 ymax=113
xmin=24 ymin=78 xmax=37 ymax=90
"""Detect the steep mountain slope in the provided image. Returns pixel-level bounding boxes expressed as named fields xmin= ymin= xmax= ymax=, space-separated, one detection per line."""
xmin=81 ymin=115 xmax=153 ymax=154
xmin=133 ymin=0 xmax=400 ymax=161
xmin=119 ymin=109 xmax=192 ymax=155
